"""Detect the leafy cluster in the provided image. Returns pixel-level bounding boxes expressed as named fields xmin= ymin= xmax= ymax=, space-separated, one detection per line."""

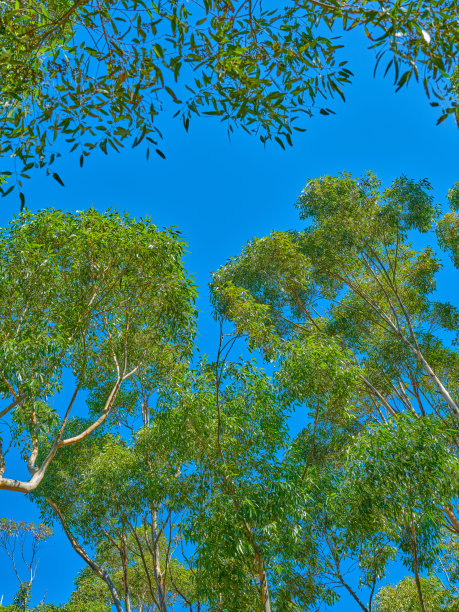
xmin=1 ymin=1 xmax=459 ymax=201
xmin=3 ymin=178 xmax=459 ymax=611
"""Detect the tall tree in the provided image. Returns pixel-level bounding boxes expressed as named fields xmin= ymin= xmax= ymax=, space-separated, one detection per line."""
xmin=0 ymin=208 xmax=196 ymax=493
xmin=32 ymin=370 xmax=198 ymax=612
xmin=210 ymin=171 xmax=459 ymax=607
xmin=156 ymin=348 xmax=326 ymax=611
xmin=374 ymin=575 xmax=459 ymax=612
xmin=211 ymin=171 xmax=459 ymax=431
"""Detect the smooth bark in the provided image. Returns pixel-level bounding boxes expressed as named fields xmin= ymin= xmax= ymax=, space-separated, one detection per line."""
xmin=121 ymin=531 xmax=132 ymax=612
xmin=150 ymin=510 xmax=168 ymax=612
xmin=0 ymin=377 xmax=122 ymax=493
xmin=47 ymin=498 xmax=124 ymax=612
xmin=444 ymin=506 xmax=459 ymax=535
xmin=410 ymin=512 xmax=426 ymax=612
xmin=254 ymin=544 xmax=272 ymax=612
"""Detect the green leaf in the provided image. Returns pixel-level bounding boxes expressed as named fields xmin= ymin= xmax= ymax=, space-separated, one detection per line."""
xmin=52 ymin=172 xmax=65 ymax=187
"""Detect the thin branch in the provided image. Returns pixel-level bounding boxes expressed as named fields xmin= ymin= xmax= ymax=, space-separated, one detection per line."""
xmin=46 ymin=497 xmax=124 ymax=612
xmin=59 ymin=376 xmax=122 ymax=447
xmin=360 ymin=375 xmax=398 ymax=418
xmin=325 ymin=534 xmax=369 ymax=612
xmin=169 ymin=562 xmax=193 ymax=610
xmin=35 ymin=0 xmax=90 ymax=44
xmin=128 ymin=520 xmax=160 ymax=609
xmin=0 ymin=394 xmax=28 ymax=419
xmin=27 ymin=408 xmax=40 ymax=476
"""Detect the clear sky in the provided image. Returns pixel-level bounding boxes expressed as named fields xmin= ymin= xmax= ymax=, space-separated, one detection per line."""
xmin=0 ymin=26 xmax=457 ymax=610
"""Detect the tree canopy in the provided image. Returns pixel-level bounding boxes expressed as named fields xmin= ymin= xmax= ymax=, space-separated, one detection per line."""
xmin=1 ymin=4 xmax=459 ymax=598
xmin=1 ymin=0 xmax=458 ymax=202
xmin=0 ymin=208 xmax=196 ymax=493
xmin=208 ymin=171 xmax=459 ymax=610
xmin=1 ymin=174 xmax=459 ymax=609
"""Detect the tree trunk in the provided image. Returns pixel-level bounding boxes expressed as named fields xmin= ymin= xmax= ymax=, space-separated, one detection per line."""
xmin=410 ymin=513 xmax=426 ymax=612
xmin=444 ymin=506 xmax=459 ymax=535
xmin=140 ymin=405 xmax=168 ymax=611
xmin=414 ymin=347 xmax=459 ymax=422
xmin=47 ymin=498 xmax=124 ymax=612
xmin=332 ymin=550 xmax=369 ymax=612
xmin=337 ymin=574 xmax=369 ymax=612
xmin=151 ymin=510 xmax=168 ymax=612
xmin=254 ymin=545 xmax=272 ymax=612
xmin=121 ymin=531 xmax=132 ymax=612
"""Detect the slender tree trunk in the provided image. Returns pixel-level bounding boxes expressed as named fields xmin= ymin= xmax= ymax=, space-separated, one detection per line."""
xmin=130 ymin=523 xmax=160 ymax=608
xmin=214 ymin=332 xmax=273 ymax=612
xmin=410 ymin=513 xmax=426 ymax=612
xmin=444 ymin=506 xmax=459 ymax=535
xmin=367 ymin=553 xmax=378 ymax=612
xmin=151 ymin=509 xmax=168 ymax=612
xmin=254 ymin=544 xmax=272 ymax=612
xmin=413 ymin=347 xmax=459 ymax=422
xmin=259 ymin=569 xmax=272 ymax=612
xmin=46 ymin=498 xmax=124 ymax=612
xmin=121 ymin=531 xmax=132 ymax=612
xmin=332 ymin=552 xmax=369 ymax=611
xmin=140 ymin=403 xmax=168 ymax=612
xmin=337 ymin=574 xmax=369 ymax=612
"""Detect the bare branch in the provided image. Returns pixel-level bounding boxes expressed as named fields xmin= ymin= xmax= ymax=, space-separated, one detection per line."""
xmin=27 ymin=408 xmax=40 ymax=476
xmin=0 ymin=394 xmax=28 ymax=419
xmin=59 ymin=376 xmax=123 ymax=447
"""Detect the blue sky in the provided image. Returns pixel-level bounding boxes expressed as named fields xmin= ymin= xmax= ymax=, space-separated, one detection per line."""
xmin=0 ymin=26 xmax=458 ymax=610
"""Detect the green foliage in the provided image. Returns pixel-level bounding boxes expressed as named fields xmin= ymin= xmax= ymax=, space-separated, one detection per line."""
xmin=375 ymin=575 xmax=459 ymax=612
xmin=0 ymin=208 xmax=196 ymax=492
xmin=67 ymin=533 xmax=195 ymax=610
xmin=277 ymin=334 xmax=361 ymax=422
xmin=57 ymin=605 xmax=108 ymax=612
xmin=33 ymin=388 xmax=198 ymax=609
xmin=0 ymin=518 xmax=53 ymax=612
xmin=338 ymin=416 xmax=459 ymax=570
xmin=12 ymin=583 xmax=31 ymax=612
xmin=212 ymin=172 xmax=459 ymax=428
xmin=209 ymin=171 xmax=459 ymax=608
xmin=0 ymin=604 xmax=107 ymax=612
xmin=1 ymin=1 xmax=459 ymax=197
xmin=211 ymin=230 xmax=313 ymax=355
xmin=154 ymin=360 xmax=339 ymax=610
xmin=5 ymin=172 xmax=459 ymax=609
xmin=0 ymin=519 xmax=52 ymax=543
xmin=438 ymin=210 xmax=459 ymax=268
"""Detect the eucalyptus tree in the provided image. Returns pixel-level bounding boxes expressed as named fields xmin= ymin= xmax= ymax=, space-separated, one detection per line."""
xmin=334 ymin=415 xmax=459 ymax=611
xmin=282 ymin=425 xmax=396 ymax=612
xmin=210 ymin=171 xmax=459 ymax=607
xmin=373 ymin=528 xmax=459 ymax=610
xmin=155 ymin=350 xmax=328 ymax=612
xmin=374 ymin=576 xmax=459 ymax=612
xmin=0 ymin=208 xmax=196 ymax=494
xmin=33 ymin=403 xmax=197 ymax=611
xmin=211 ymin=171 xmax=459 ymax=436
xmin=59 ymin=524 xmax=194 ymax=612
xmin=2 ymin=1 xmax=459 ymax=201
xmin=284 ymin=415 xmax=456 ymax=612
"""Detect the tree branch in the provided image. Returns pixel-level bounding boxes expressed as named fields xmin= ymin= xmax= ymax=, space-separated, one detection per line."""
xmin=59 ymin=376 xmax=122 ymax=447
xmin=46 ymin=497 xmax=124 ymax=612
